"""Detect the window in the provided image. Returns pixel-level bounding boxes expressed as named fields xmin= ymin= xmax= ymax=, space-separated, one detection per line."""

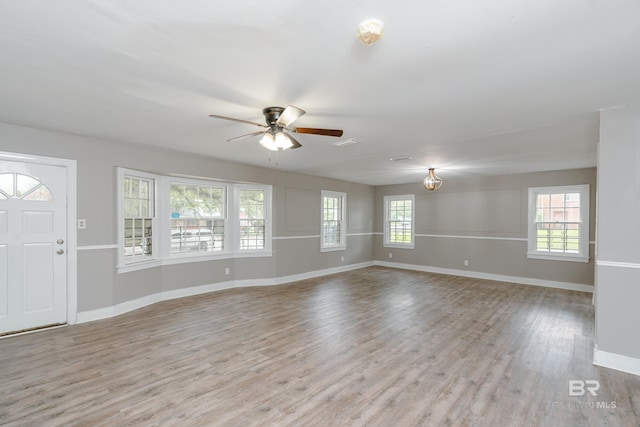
xmin=321 ymin=191 xmax=347 ymax=251
xmin=384 ymin=194 xmax=415 ymax=248
xmin=0 ymin=173 xmax=53 ymax=201
xmin=121 ymin=172 xmax=155 ymax=263
xmin=238 ymin=187 xmax=269 ymax=251
xmin=170 ymin=183 xmax=225 ymax=254
xmin=117 ymin=168 xmax=272 ymax=272
xmin=528 ymin=185 xmax=589 ymax=263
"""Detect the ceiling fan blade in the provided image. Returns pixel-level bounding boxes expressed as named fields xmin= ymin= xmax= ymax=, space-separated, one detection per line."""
xmin=287 ymin=133 xmax=303 ymax=149
xmin=227 ymin=130 xmax=266 ymax=142
xmin=276 ymin=105 xmax=306 ymax=127
xmin=209 ymin=114 xmax=267 ymax=128
xmin=293 ymin=127 xmax=344 ymax=137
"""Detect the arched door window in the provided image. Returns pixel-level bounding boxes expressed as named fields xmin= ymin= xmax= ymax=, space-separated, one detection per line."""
xmin=0 ymin=173 xmax=53 ymax=201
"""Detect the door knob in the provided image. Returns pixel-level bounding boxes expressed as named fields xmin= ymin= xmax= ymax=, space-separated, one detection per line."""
xmin=57 ymin=249 xmax=64 ymax=255
xmin=57 ymin=239 xmax=64 ymax=245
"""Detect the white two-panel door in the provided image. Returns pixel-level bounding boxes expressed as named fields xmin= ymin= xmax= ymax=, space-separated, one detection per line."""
xmin=0 ymin=160 xmax=67 ymax=334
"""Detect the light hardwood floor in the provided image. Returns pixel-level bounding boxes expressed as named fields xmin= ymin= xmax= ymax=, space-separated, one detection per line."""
xmin=1 ymin=267 xmax=639 ymax=426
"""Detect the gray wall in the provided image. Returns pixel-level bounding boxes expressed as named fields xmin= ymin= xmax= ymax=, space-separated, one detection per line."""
xmin=0 ymin=122 xmax=375 ymax=312
xmin=1 ymin=119 xmax=598 ymax=320
xmin=596 ymin=103 xmax=640 ymax=362
xmin=374 ymin=168 xmax=597 ymax=286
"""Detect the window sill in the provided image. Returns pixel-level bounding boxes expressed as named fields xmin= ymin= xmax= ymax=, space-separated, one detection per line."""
xmin=527 ymin=252 xmax=590 ymax=263
xmin=383 ymin=243 xmax=415 ymax=249
xmin=117 ymin=259 xmax=162 ymax=274
xmin=118 ymin=250 xmax=273 ymax=273
xmin=321 ymin=245 xmax=347 ymax=253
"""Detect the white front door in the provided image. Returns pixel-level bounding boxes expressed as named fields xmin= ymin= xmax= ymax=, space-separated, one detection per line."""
xmin=0 ymin=160 xmax=67 ymax=334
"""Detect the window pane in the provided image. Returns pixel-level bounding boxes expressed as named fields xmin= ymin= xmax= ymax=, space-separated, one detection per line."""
xmin=170 ymin=183 xmax=226 ymax=254
xmin=565 ymin=223 xmax=580 ymax=253
xmin=536 ymin=226 xmax=550 ymax=251
xmin=170 ymin=219 xmax=224 ymax=254
xmin=140 ymin=180 xmax=149 ymax=199
xmin=125 ymin=198 xmax=139 ymax=217
xmin=565 ymin=193 xmax=580 ymax=203
xmin=386 ymin=197 xmax=412 ymax=245
xmin=323 ymin=221 xmax=341 ymax=246
xmin=322 ymin=193 xmax=345 ymax=249
xmin=0 ymin=173 xmax=14 ymax=197
xmin=130 ymin=178 xmax=139 ymax=198
xmin=240 ymin=219 xmax=265 ymax=250
xmin=565 ymin=207 xmax=580 ymax=222
xmin=533 ymin=188 xmax=586 ymax=256
xmin=16 ymin=174 xmax=39 ymax=197
xmin=124 ymin=217 xmax=152 ymax=257
xmin=23 ymin=185 xmax=53 ymax=201
xmin=123 ymin=174 xmax=154 ymax=262
xmin=549 ymin=193 xmax=564 ymax=208
xmin=240 ymin=189 xmax=265 ymax=250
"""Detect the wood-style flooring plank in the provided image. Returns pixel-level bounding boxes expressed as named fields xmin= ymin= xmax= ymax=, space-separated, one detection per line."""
xmin=1 ymin=266 xmax=639 ymax=426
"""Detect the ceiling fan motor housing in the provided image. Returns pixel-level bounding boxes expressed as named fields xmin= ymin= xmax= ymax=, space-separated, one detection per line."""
xmin=263 ymin=107 xmax=285 ymax=126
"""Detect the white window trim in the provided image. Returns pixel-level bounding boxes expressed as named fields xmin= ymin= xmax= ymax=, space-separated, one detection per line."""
xmin=117 ymin=168 xmax=272 ymax=273
xmin=321 ymin=190 xmax=347 ymax=252
xmin=234 ymin=183 xmax=272 ymax=254
xmin=162 ymin=177 xmax=228 ymax=258
xmin=383 ymin=194 xmax=415 ymax=249
xmin=117 ymin=168 xmax=158 ymax=268
xmin=527 ymin=184 xmax=590 ymax=263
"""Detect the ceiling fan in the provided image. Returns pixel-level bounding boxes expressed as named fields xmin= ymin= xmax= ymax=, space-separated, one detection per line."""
xmin=209 ymin=105 xmax=343 ymax=151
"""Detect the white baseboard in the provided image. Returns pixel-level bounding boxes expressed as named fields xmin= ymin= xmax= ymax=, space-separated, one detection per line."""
xmin=594 ymin=346 xmax=640 ymax=377
xmin=374 ymin=261 xmax=593 ymax=293
xmin=76 ymin=259 xmax=591 ymax=324
xmin=76 ymin=261 xmax=374 ymax=324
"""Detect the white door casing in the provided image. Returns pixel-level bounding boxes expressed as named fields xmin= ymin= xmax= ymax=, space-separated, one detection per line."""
xmin=0 ymin=159 xmax=68 ymax=334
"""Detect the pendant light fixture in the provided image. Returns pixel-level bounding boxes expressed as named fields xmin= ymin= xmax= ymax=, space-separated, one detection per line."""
xmin=423 ymin=168 xmax=443 ymax=191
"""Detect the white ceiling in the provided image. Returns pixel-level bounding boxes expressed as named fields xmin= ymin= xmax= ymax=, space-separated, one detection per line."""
xmin=1 ymin=1 xmax=639 ymax=185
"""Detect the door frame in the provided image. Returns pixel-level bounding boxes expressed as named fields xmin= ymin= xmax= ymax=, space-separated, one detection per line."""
xmin=0 ymin=151 xmax=78 ymax=325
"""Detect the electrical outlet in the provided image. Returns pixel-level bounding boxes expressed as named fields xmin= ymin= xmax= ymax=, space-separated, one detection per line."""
xmin=78 ymin=219 xmax=86 ymax=229
xmin=225 ymin=267 xmax=230 ymax=275
xmin=464 ymin=260 xmax=469 ymax=266
xmin=389 ymin=253 xmax=393 ymax=259
xmin=341 ymin=256 xmax=344 ymax=262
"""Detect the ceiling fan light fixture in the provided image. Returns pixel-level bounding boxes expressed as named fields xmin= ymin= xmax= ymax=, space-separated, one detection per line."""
xmin=356 ymin=18 xmax=384 ymax=45
xmin=275 ymin=131 xmax=293 ymax=150
xmin=259 ymin=131 xmax=278 ymax=151
xmin=423 ymin=168 xmax=443 ymax=191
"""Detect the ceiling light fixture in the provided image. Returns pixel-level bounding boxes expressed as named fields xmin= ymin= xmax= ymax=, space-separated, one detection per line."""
xmin=423 ymin=168 xmax=443 ymax=191
xmin=259 ymin=128 xmax=294 ymax=151
xmin=356 ymin=18 xmax=384 ymax=45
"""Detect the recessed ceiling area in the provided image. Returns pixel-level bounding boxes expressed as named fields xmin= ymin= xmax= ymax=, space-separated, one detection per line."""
xmin=1 ymin=1 xmax=639 ymax=185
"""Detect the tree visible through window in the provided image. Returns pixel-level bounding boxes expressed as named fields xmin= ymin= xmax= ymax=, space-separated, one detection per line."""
xmin=170 ymin=183 xmax=225 ymax=254
xmin=239 ymin=188 xmax=265 ymax=250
